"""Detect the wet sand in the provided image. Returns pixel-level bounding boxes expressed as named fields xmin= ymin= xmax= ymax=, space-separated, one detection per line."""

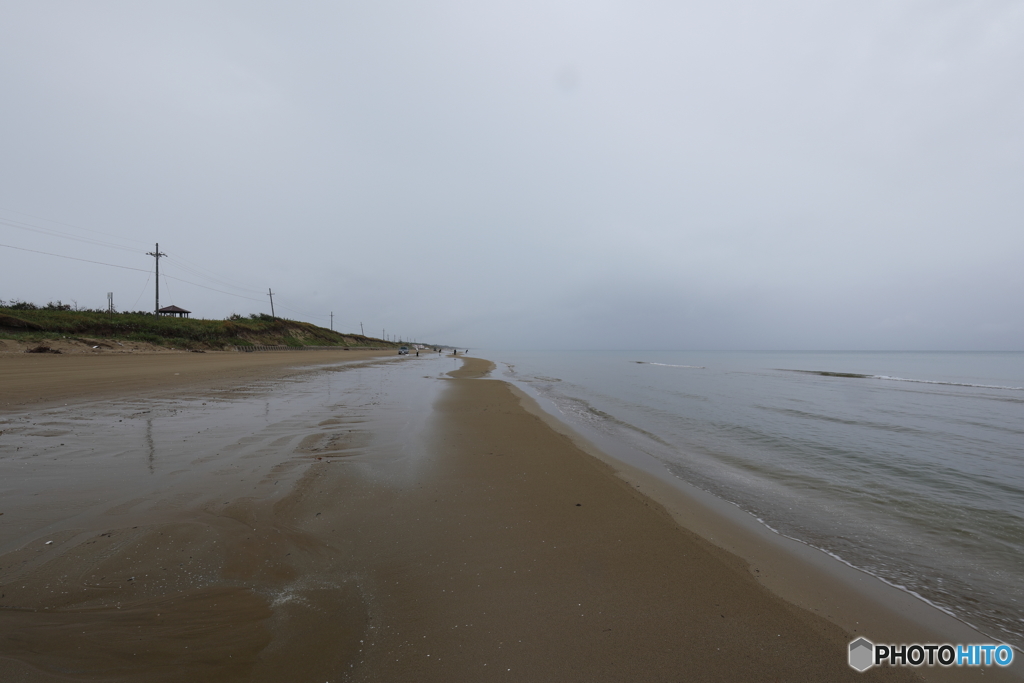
xmin=0 ymin=348 xmax=392 ymax=409
xmin=0 ymin=353 xmax=1013 ymax=680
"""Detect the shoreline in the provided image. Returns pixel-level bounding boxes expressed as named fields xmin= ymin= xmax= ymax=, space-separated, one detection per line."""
xmin=347 ymin=357 xmax=896 ymax=681
xmin=499 ymin=379 xmax=1022 ymax=681
xmin=0 ymin=353 xmax=1017 ymax=680
xmin=440 ymin=360 xmax=1019 ymax=682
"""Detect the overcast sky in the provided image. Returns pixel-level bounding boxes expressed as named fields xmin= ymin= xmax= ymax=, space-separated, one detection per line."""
xmin=1 ymin=1 xmax=1021 ymax=350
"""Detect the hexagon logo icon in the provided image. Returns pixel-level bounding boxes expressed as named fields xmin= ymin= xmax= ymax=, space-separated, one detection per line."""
xmin=849 ymin=637 xmax=874 ymax=672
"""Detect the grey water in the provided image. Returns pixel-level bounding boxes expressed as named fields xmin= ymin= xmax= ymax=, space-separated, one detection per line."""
xmin=483 ymin=350 xmax=1024 ymax=650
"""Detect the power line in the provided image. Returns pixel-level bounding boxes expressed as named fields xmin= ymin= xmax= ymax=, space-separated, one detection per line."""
xmin=0 ymin=242 xmax=150 ymax=273
xmin=2 ymin=225 xmax=272 ymax=303
xmin=130 ymin=272 xmax=152 ymax=310
xmin=0 ymin=207 xmax=269 ymax=297
xmin=1 ymin=238 xmax=356 ymax=329
xmin=0 ymin=207 xmax=368 ymax=324
xmin=163 ymin=258 xmax=266 ymax=297
xmin=0 ymin=208 xmax=266 ymax=301
xmin=0 ymin=206 xmax=151 ymax=245
xmin=162 ymin=273 xmax=266 ymax=303
xmin=0 ymin=242 xmax=266 ymax=304
xmin=273 ymin=300 xmax=332 ymax=321
xmin=0 ymin=217 xmax=143 ymax=255
xmin=0 ymin=208 xmax=346 ymax=323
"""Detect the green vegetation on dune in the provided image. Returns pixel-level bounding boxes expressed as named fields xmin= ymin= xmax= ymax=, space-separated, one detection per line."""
xmin=0 ymin=302 xmax=395 ymax=350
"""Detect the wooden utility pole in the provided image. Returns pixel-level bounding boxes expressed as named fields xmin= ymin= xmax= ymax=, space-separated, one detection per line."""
xmin=360 ymin=322 xmax=364 ymax=336
xmin=268 ymin=288 xmax=276 ymax=319
xmin=330 ymin=311 xmax=333 ymax=330
xmin=146 ymin=243 xmax=166 ymax=314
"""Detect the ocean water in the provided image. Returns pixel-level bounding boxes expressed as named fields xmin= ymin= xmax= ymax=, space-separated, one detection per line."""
xmin=483 ymin=350 xmax=1024 ymax=650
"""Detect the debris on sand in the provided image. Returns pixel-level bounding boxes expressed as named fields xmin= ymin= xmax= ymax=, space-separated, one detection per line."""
xmin=25 ymin=345 xmax=61 ymax=354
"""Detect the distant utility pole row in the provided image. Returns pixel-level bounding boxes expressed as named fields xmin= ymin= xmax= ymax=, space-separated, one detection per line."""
xmin=146 ymin=243 xmax=400 ymax=338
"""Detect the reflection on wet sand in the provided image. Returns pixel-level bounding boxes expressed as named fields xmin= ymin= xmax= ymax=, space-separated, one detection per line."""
xmin=0 ymin=356 xmax=439 ymax=681
xmin=146 ymin=417 xmax=154 ymax=474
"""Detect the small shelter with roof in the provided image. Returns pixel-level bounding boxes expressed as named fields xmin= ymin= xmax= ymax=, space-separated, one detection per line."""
xmin=157 ymin=305 xmax=191 ymax=318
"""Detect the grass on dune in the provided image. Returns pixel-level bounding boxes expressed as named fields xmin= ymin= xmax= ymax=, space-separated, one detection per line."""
xmin=0 ymin=301 xmax=393 ymax=350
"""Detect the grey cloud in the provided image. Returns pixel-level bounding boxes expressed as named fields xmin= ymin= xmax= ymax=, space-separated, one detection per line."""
xmin=1 ymin=1 xmax=1021 ymax=349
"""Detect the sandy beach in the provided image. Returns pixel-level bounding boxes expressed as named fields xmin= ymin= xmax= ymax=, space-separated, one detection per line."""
xmin=0 ymin=351 xmax=1015 ymax=681
xmin=0 ymin=346 xmax=393 ymax=409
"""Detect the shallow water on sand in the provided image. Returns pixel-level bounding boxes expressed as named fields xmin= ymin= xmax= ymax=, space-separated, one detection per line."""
xmin=486 ymin=350 xmax=1024 ymax=650
xmin=0 ymin=355 xmax=448 ymax=681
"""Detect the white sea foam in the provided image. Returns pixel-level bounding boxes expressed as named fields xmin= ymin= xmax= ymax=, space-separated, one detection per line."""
xmin=749 ymin=514 xmax=968 ymax=622
xmin=784 ymin=368 xmax=1024 ymax=391
xmin=636 ymin=362 xmax=706 ymax=369
xmin=872 ymin=375 xmax=1024 ymax=391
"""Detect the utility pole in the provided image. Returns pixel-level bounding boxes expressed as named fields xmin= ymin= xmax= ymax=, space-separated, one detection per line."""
xmin=360 ymin=322 xmax=364 ymax=336
xmin=268 ymin=288 xmax=276 ymax=319
xmin=330 ymin=311 xmax=333 ymax=331
xmin=146 ymin=243 xmax=166 ymax=314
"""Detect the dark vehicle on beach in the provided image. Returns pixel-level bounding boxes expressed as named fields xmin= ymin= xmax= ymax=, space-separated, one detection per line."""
xmin=398 ymin=346 xmax=409 ymax=355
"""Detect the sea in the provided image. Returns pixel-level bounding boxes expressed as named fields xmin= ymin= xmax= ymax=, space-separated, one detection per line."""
xmin=480 ymin=350 xmax=1024 ymax=650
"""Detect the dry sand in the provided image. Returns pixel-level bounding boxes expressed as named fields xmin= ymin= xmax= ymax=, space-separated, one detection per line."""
xmin=0 ymin=352 xmax=1012 ymax=681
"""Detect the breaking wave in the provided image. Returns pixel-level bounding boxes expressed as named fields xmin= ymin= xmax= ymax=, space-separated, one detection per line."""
xmin=633 ymin=361 xmax=706 ymax=369
xmin=781 ymin=369 xmax=1023 ymax=391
